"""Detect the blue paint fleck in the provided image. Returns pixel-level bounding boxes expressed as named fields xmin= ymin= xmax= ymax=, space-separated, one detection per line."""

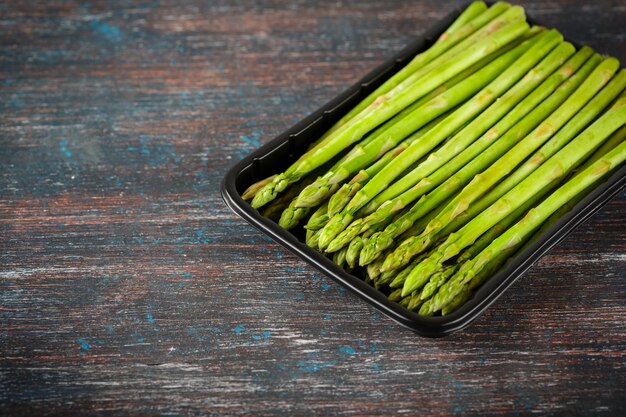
xmin=338 ymin=345 xmax=355 ymax=355
xmin=371 ymin=364 xmax=381 ymax=372
xmin=240 ymin=129 xmax=264 ymax=148
xmin=233 ymin=324 xmax=246 ymax=334
xmin=146 ymin=305 xmax=155 ymax=324
xmin=262 ymin=331 xmax=271 ymax=339
xmin=296 ymin=360 xmax=336 ymax=373
xmin=296 ymin=292 xmax=304 ymax=301
xmin=137 ymin=337 xmax=145 ymax=343
xmin=90 ymin=20 xmax=122 ymax=43
xmin=59 ymin=139 xmax=72 ymax=158
xmin=77 ymin=338 xmax=90 ymax=351
xmin=324 ymin=313 xmax=331 ymax=321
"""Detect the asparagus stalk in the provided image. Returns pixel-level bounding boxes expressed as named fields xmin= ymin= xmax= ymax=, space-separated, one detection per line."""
xmin=242 ymin=4 xmax=491 ymax=202
xmin=242 ymin=175 xmax=277 ymax=201
xmin=345 ymin=214 xmax=396 ymax=268
xmin=304 ymin=201 xmax=329 ymax=231
xmin=389 ymin=251 xmax=432 ymax=289
xmin=251 ymin=15 xmax=529 ymax=209
xmin=440 ymin=287 xmax=472 ymax=315
xmin=306 ymin=228 xmax=323 ymax=250
xmin=325 ymin=2 xmax=511 ymax=137
xmin=363 ymin=41 xmax=584 ymax=216
xmin=358 ymin=47 xmax=598 ymax=266
xmin=419 ymin=266 xmax=458 ymax=301
xmin=325 ymin=110 xmax=453 ymax=216
xmin=403 ymin=91 xmax=626 ymax=297
xmin=531 ymin=124 xmax=626 ymax=239
xmin=278 ymin=198 xmax=313 ymax=230
xmin=296 ymin=29 xmax=535 ymax=209
xmin=385 ymin=66 xmax=626 ymax=271
xmin=388 ymin=288 xmax=404 ymax=303
xmin=260 ymin=175 xmax=315 ymax=221
xmin=333 ymin=247 xmax=348 ymax=268
xmin=410 ymin=58 xmax=620 ymax=260
xmin=439 ymin=2 xmax=489 ymax=38
xmin=416 ymin=119 xmax=626 ymax=312
xmin=317 ymin=27 xmax=554 ymax=250
xmin=342 ymin=38 xmax=574 ymax=241
xmin=429 ymin=130 xmax=626 ymax=314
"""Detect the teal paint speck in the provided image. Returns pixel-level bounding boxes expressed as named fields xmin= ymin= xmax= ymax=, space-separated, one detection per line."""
xmin=233 ymin=324 xmax=246 ymax=334
xmin=338 ymin=345 xmax=355 ymax=355
xmin=59 ymin=139 xmax=72 ymax=158
xmin=262 ymin=331 xmax=271 ymax=339
xmin=146 ymin=305 xmax=155 ymax=324
xmin=296 ymin=360 xmax=336 ymax=373
xmin=240 ymin=129 xmax=263 ymax=148
xmin=77 ymin=338 xmax=90 ymax=351
xmin=296 ymin=292 xmax=304 ymax=301
xmin=90 ymin=21 xmax=122 ymax=43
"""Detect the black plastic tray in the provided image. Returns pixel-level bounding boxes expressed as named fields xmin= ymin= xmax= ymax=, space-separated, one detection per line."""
xmin=221 ymin=5 xmax=626 ymax=337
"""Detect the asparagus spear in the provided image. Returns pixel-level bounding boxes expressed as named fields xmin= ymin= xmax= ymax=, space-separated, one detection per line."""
xmin=242 ymin=175 xmax=277 ymax=201
xmin=414 ymin=112 xmax=626 ymax=312
xmin=403 ymin=92 xmax=626 ymax=297
xmin=306 ymin=227 xmax=323 ymax=250
xmin=325 ymin=110 xmax=453 ymax=217
xmin=331 ymin=37 xmax=574 ymax=246
xmin=409 ymin=59 xmax=620 ymax=261
xmin=324 ymin=2 xmax=511 ymax=137
xmin=333 ymin=247 xmax=348 ymax=268
xmin=317 ymin=27 xmax=555 ymax=250
xmin=385 ymin=66 xmax=626 ymax=271
xmin=419 ymin=266 xmax=458 ymax=301
xmin=278 ymin=198 xmax=313 ymax=230
xmin=429 ymin=130 xmax=626 ymax=314
xmin=345 ymin=213 xmax=397 ymax=268
xmin=296 ymin=29 xmax=536 ymax=209
xmin=529 ymin=124 xmax=626 ymax=239
xmin=360 ymin=52 xmax=600 ymax=266
xmin=251 ymin=15 xmax=529 ymax=209
xmin=440 ymin=287 xmax=472 ymax=316
xmin=260 ymin=175 xmax=315 ymax=221
xmin=389 ymin=251 xmax=432 ymax=289
xmin=388 ymin=288 xmax=404 ymax=303
xmin=304 ymin=201 xmax=329 ymax=231
xmin=362 ymin=41 xmax=585 ymax=217
xmin=439 ymin=2 xmax=489 ymax=38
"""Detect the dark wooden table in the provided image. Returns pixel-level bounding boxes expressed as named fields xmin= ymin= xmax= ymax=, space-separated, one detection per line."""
xmin=2 ymin=1 xmax=625 ymax=415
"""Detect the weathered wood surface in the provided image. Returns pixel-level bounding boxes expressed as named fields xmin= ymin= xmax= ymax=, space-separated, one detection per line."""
xmin=1 ymin=0 xmax=625 ymax=415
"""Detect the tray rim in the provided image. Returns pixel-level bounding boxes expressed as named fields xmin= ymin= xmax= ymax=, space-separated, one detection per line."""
xmin=220 ymin=3 xmax=626 ymax=337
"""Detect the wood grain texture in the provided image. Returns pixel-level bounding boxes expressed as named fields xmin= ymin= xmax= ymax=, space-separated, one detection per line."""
xmin=1 ymin=0 xmax=625 ymax=415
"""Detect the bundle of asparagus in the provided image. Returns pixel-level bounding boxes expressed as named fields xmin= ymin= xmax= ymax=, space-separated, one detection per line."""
xmin=242 ymin=2 xmax=626 ymax=316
